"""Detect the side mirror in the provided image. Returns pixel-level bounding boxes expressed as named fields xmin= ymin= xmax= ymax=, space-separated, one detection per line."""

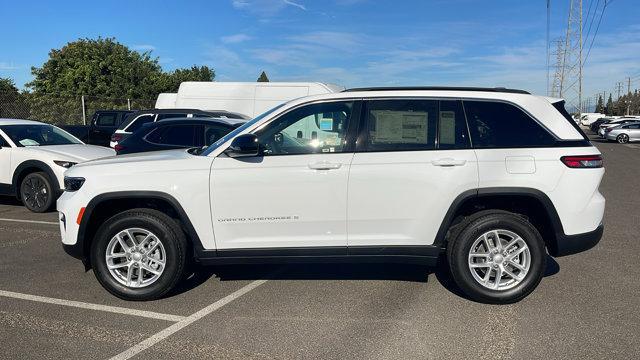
xmin=225 ymin=133 xmax=260 ymax=158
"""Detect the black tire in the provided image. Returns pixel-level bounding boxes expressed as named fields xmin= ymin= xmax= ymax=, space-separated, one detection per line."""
xmin=20 ymin=172 xmax=55 ymax=213
xmin=446 ymin=210 xmax=546 ymax=304
xmin=90 ymin=208 xmax=188 ymax=301
xmin=617 ymin=134 xmax=629 ymax=144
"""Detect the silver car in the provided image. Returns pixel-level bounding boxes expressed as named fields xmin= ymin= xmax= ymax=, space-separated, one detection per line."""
xmin=605 ymin=122 xmax=640 ymax=143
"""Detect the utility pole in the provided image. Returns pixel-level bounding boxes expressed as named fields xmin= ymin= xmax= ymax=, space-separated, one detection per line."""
xmin=627 ymin=77 xmax=632 ymax=115
xmin=560 ymin=0 xmax=584 ymax=114
xmin=551 ymin=39 xmax=565 ymax=98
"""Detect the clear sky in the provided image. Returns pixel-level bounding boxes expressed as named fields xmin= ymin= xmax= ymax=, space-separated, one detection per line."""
xmin=1 ymin=0 xmax=638 ymax=105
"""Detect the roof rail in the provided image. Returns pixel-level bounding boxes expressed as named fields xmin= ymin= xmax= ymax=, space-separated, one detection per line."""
xmin=342 ymin=86 xmax=530 ymax=95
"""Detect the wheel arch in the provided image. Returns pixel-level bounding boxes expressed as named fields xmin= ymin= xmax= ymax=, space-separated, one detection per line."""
xmin=76 ymin=191 xmax=203 ymax=267
xmin=11 ymin=160 xmax=61 ymax=198
xmin=435 ymin=187 xmax=565 ymax=256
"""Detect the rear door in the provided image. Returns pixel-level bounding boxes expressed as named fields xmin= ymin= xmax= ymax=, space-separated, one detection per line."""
xmin=347 ymin=98 xmax=478 ymax=248
xmin=0 ymin=132 xmax=12 ymax=187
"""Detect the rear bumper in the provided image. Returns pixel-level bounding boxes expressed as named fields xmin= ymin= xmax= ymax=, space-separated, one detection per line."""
xmin=550 ymin=224 xmax=603 ymax=257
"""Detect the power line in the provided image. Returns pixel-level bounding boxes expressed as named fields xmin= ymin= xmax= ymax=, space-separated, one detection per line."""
xmin=584 ymin=0 xmax=611 ymax=64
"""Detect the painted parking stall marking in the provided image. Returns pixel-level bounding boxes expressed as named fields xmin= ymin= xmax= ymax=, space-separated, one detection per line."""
xmin=0 ymin=290 xmax=185 ymax=322
xmin=0 ymin=217 xmax=58 ymax=225
xmin=110 ymin=278 xmax=271 ymax=360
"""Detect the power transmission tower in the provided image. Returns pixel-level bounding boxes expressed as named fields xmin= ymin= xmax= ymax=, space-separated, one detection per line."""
xmin=615 ymin=82 xmax=623 ymax=100
xmin=627 ymin=77 xmax=632 ymax=115
xmin=550 ymin=39 xmax=565 ymax=98
xmin=559 ymin=0 xmax=583 ymax=114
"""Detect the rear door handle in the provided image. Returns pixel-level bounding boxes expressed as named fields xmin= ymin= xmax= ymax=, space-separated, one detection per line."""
xmin=432 ymin=158 xmax=466 ymax=167
xmin=308 ymin=161 xmax=342 ymax=170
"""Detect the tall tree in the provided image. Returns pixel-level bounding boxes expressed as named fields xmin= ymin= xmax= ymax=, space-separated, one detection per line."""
xmin=157 ymin=66 xmax=215 ymax=93
xmin=25 ymin=37 xmax=216 ymax=123
xmin=257 ymin=71 xmax=270 ymax=82
xmin=0 ymin=77 xmax=29 ymax=118
xmin=595 ymin=95 xmax=605 ymax=113
xmin=605 ymin=94 xmax=614 ymax=115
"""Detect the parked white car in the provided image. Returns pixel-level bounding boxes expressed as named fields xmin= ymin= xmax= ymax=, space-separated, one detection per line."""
xmin=58 ymin=87 xmax=604 ymax=304
xmin=0 ymin=119 xmax=115 ymax=212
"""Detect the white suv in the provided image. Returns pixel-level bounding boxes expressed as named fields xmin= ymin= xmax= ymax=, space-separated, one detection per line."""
xmin=57 ymin=87 xmax=605 ymax=303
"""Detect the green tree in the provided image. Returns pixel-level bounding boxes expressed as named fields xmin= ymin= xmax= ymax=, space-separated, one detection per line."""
xmin=595 ymin=95 xmax=605 ymax=113
xmin=25 ymin=37 xmax=216 ymax=123
xmin=605 ymin=94 xmax=614 ymax=115
xmin=156 ymin=65 xmax=215 ymax=93
xmin=257 ymin=71 xmax=270 ymax=82
xmin=0 ymin=77 xmax=29 ymax=118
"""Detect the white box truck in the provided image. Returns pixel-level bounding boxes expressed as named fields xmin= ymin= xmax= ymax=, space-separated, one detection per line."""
xmin=173 ymin=82 xmax=344 ymax=118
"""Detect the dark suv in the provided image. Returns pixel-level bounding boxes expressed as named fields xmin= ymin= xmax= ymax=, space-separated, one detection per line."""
xmin=109 ymin=109 xmax=248 ymax=148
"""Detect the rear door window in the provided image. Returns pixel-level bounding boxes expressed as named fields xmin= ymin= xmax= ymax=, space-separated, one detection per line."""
xmin=145 ymin=124 xmax=197 ymax=146
xmin=464 ymin=101 xmax=556 ymax=148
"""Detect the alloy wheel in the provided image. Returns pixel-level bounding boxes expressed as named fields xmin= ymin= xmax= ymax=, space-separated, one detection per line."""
xmin=467 ymin=229 xmax=531 ymax=291
xmin=21 ymin=176 xmax=49 ymax=210
xmin=617 ymin=134 xmax=629 ymax=144
xmin=105 ymin=228 xmax=166 ymax=288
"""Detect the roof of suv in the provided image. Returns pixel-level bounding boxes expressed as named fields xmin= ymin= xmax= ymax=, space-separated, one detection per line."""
xmin=344 ymin=86 xmax=531 ymax=94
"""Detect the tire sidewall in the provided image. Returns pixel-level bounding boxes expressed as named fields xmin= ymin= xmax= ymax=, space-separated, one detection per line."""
xmin=449 ymin=213 xmax=546 ymax=303
xmin=91 ymin=211 xmax=185 ymax=300
xmin=20 ymin=172 xmax=54 ymax=213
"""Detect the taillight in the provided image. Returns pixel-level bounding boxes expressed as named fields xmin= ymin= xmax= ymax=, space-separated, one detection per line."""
xmin=114 ymin=144 xmax=125 ymax=153
xmin=111 ymin=133 xmax=122 ymax=142
xmin=604 ymin=127 xmax=613 ymax=133
xmin=561 ymin=155 xmax=603 ymax=168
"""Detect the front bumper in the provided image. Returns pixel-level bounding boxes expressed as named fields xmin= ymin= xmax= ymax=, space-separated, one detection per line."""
xmin=550 ymin=224 xmax=604 ymax=257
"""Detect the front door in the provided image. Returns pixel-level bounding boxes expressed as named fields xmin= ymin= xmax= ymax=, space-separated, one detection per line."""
xmin=348 ymin=99 xmax=479 ymax=247
xmin=210 ymin=100 xmax=360 ymax=251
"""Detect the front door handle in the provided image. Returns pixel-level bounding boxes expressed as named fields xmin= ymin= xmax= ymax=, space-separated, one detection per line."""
xmin=432 ymin=158 xmax=466 ymax=167
xmin=308 ymin=161 xmax=342 ymax=170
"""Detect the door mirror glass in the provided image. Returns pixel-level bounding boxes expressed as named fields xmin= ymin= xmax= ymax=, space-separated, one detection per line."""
xmin=225 ymin=134 xmax=260 ymax=158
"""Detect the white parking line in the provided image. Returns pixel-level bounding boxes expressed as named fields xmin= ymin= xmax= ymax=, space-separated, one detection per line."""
xmin=109 ymin=278 xmax=270 ymax=360
xmin=0 ymin=218 xmax=58 ymax=225
xmin=0 ymin=290 xmax=185 ymax=322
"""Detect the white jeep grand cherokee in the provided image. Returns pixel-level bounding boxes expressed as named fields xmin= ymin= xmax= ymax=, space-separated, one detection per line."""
xmin=58 ymin=87 xmax=605 ymax=303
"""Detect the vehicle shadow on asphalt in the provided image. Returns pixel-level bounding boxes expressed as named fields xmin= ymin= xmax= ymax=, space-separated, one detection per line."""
xmin=169 ymin=256 xmax=560 ymax=302
xmin=0 ymin=196 xmax=22 ymax=206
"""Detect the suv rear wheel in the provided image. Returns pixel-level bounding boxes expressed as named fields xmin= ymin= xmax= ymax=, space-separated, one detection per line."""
xmin=90 ymin=208 xmax=188 ymax=301
xmin=447 ymin=210 xmax=546 ymax=304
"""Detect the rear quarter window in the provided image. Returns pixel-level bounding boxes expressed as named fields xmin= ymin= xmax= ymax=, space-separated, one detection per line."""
xmin=464 ymin=101 xmax=556 ymax=148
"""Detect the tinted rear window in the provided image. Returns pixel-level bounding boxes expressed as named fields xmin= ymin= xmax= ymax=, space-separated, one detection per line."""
xmin=464 ymin=101 xmax=556 ymax=148
xmin=145 ymin=124 xmax=197 ymax=146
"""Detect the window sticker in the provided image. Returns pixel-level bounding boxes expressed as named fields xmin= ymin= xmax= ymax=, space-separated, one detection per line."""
xmin=372 ymin=110 xmax=428 ymax=143
xmin=319 ymin=117 xmax=333 ymax=131
xmin=439 ymin=111 xmax=456 ymax=145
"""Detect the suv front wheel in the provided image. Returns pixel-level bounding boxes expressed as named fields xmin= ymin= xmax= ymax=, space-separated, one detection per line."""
xmin=447 ymin=210 xmax=546 ymax=304
xmin=90 ymin=208 xmax=188 ymax=301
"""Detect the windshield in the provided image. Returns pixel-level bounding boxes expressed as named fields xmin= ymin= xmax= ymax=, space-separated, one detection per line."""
xmin=201 ymin=103 xmax=286 ymax=156
xmin=0 ymin=124 xmax=82 ymax=146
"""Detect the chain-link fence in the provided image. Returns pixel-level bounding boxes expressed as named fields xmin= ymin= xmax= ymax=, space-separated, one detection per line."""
xmin=0 ymin=94 xmax=156 ymax=125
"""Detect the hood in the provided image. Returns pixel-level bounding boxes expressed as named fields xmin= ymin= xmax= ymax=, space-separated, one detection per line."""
xmin=26 ymin=144 xmax=115 ymax=162
xmin=72 ymin=148 xmax=194 ymax=169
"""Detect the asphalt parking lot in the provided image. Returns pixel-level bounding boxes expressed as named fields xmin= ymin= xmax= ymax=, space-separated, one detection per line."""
xmin=1 ymin=135 xmax=639 ymax=360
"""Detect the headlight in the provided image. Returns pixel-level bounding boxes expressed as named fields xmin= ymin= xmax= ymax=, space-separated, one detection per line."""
xmin=54 ymin=160 xmax=77 ymax=168
xmin=64 ymin=177 xmax=85 ymax=192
